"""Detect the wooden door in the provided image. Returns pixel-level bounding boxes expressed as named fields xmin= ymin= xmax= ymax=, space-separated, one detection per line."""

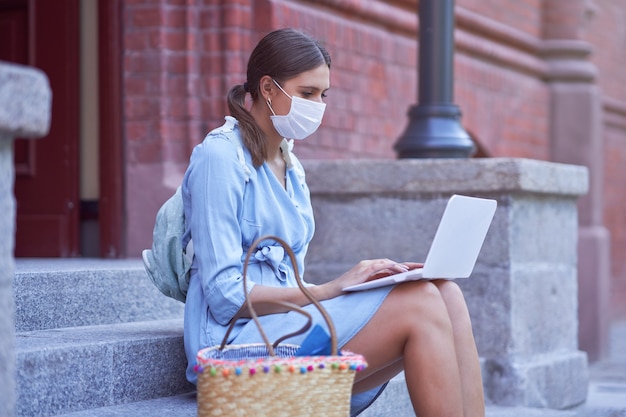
xmin=0 ymin=0 xmax=80 ymax=256
xmin=98 ymin=0 xmax=125 ymax=258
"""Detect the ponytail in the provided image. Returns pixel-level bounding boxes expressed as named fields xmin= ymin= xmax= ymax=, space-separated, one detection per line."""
xmin=227 ymin=84 xmax=267 ymax=167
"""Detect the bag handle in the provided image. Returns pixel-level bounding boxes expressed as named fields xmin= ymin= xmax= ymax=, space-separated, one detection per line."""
xmin=224 ymin=299 xmax=314 ymax=351
xmin=220 ymin=235 xmax=338 ymax=356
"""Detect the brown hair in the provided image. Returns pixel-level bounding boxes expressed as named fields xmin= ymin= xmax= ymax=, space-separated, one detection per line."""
xmin=227 ymin=28 xmax=331 ymax=167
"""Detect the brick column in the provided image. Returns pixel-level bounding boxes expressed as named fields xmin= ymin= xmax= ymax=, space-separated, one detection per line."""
xmin=0 ymin=62 xmax=51 ymax=417
xmin=541 ymin=0 xmax=610 ymax=361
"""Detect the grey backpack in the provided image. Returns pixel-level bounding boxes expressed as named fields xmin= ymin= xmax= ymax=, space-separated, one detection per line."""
xmin=142 ymin=121 xmax=251 ymax=303
xmin=142 ymin=186 xmax=194 ymax=303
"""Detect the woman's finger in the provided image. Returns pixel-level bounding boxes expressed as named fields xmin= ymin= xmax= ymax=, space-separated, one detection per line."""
xmin=401 ymin=262 xmax=424 ymax=270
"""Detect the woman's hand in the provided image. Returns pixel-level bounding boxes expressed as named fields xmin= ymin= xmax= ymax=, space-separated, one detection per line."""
xmin=319 ymin=259 xmax=424 ymax=299
xmin=366 ymin=261 xmax=423 ymax=282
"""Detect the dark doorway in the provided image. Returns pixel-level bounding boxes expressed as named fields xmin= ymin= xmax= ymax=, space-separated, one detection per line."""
xmin=1 ymin=0 xmax=81 ymax=257
xmin=0 ymin=0 xmax=124 ymax=257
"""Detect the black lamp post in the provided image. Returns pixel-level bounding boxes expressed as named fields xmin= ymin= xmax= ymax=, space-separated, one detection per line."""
xmin=394 ymin=0 xmax=475 ymax=158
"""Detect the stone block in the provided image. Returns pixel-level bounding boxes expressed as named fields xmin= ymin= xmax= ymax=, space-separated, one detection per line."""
xmin=507 ymin=195 xmax=579 ymax=264
xmin=509 ymin=264 xmax=578 ymax=354
xmin=303 ymin=158 xmax=589 ymax=409
xmin=0 ymin=281 xmax=15 ymax=417
xmin=0 ymin=61 xmax=51 ymax=417
xmin=483 ymin=350 xmax=589 ymax=409
xmin=0 ymin=61 xmax=52 ymax=138
xmin=0 ymin=134 xmax=16 ymax=417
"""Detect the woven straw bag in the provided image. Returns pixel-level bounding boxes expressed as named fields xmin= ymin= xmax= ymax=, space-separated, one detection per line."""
xmin=195 ymin=235 xmax=367 ymax=417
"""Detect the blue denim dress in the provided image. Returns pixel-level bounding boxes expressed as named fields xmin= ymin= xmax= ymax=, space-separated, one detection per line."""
xmin=182 ymin=117 xmax=394 ymax=415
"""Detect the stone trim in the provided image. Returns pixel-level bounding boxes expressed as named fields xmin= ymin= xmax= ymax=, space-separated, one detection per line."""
xmin=303 ymin=158 xmax=589 ymax=197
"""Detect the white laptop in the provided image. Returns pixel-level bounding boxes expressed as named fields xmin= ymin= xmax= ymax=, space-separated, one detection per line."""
xmin=342 ymin=194 xmax=497 ymax=292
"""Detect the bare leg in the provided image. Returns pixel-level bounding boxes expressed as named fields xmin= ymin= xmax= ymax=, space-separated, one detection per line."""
xmin=344 ymin=281 xmax=465 ymax=417
xmin=433 ymin=280 xmax=485 ymax=417
xmin=352 ymin=358 xmax=403 ymax=393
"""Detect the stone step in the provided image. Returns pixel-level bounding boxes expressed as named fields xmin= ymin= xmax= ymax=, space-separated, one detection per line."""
xmin=15 ymin=319 xmax=193 ymax=417
xmin=50 ymin=393 xmax=584 ymax=417
xmin=53 ymin=396 xmax=621 ymax=417
xmin=14 ymin=259 xmax=184 ymax=332
xmin=54 ymin=374 xmax=415 ymax=417
xmin=58 ymin=393 xmax=197 ymax=417
xmin=52 ymin=379 xmax=590 ymax=417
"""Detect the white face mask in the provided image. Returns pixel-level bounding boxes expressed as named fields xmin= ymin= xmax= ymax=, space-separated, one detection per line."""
xmin=268 ymin=79 xmax=326 ymax=140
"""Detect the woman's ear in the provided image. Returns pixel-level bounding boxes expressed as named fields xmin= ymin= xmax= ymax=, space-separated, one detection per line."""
xmin=259 ymin=75 xmax=275 ymax=101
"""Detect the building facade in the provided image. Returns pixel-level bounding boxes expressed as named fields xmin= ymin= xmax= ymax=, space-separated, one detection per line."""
xmin=2 ymin=0 xmax=624 ymax=360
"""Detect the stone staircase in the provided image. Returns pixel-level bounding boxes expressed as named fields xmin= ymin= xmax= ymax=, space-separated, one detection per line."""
xmin=13 ymin=259 xmax=626 ymax=417
xmin=14 ymin=259 xmax=190 ymax=416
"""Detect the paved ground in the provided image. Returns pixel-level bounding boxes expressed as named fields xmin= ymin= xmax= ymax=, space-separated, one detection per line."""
xmin=581 ymin=320 xmax=626 ymax=415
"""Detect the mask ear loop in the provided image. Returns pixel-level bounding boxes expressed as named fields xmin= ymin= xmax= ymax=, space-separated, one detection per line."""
xmin=266 ymin=98 xmax=277 ymax=116
xmin=272 ymin=79 xmax=292 ymax=99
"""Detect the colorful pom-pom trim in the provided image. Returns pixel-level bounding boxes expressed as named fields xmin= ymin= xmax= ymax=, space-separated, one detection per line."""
xmin=194 ymin=349 xmax=367 ymax=377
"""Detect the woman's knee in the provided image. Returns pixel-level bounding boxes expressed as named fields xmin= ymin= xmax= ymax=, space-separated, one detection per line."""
xmin=433 ymin=280 xmax=474 ymax=327
xmin=388 ymin=281 xmax=453 ymax=327
xmin=390 ymin=281 xmax=442 ymax=307
xmin=434 ymin=280 xmax=466 ymax=304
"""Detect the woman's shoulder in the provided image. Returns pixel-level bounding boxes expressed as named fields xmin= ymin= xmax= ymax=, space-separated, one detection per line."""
xmin=190 ymin=117 xmax=252 ymax=180
xmin=197 ymin=117 xmax=242 ymax=154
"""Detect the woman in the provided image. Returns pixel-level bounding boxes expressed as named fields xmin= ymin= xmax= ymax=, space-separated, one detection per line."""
xmin=182 ymin=28 xmax=485 ymax=417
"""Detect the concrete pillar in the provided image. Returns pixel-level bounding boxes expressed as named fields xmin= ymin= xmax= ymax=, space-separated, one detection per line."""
xmin=303 ymin=158 xmax=589 ymax=409
xmin=541 ymin=0 xmax=611 ymax=361
xmin=0 ymin=62 xmax=51 ymax=417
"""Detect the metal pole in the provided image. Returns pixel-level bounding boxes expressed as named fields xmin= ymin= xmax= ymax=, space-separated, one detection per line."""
xmin=394 ymin=0 xmax=475 ymax=158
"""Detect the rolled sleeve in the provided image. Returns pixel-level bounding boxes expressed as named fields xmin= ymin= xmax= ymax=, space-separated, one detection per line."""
xmin=207 ymin=267 xmax=254 ymax=325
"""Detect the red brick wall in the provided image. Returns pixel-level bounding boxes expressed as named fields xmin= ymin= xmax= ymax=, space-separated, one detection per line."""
xmin=455 ymin=55 xmax=549 ymax=160
xmin=123 ymin=0 xmax=250 ymax=168
xmin=586 ymin=1 xmax=626 ymax=97
xmin=461 ymin=0 xmax=542 ymax=38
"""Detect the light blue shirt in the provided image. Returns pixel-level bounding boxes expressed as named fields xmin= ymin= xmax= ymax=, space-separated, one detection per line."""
xmin=181 ymin=117 xmax=315 ymax=382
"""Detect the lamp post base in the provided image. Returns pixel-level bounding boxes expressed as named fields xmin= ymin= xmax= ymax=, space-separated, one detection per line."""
xmin=394 ymin=104 xmax=475 ymax=159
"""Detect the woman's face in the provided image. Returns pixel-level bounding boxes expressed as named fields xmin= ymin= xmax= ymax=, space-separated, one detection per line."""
xmin=271 ymin=64 xmax=330 ymax=115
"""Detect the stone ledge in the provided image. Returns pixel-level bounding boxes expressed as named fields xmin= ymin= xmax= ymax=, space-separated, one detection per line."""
xmin=0 ymin=61 xmax=51 ymax=138
xmin=303 ymin=158 xmax=589 ymax=197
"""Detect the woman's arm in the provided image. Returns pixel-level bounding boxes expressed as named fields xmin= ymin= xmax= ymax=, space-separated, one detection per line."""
xmin=185 ymin=135 xmax=252 ymax=325
xmin=241 ymin=259 xmax=417 ymax=316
